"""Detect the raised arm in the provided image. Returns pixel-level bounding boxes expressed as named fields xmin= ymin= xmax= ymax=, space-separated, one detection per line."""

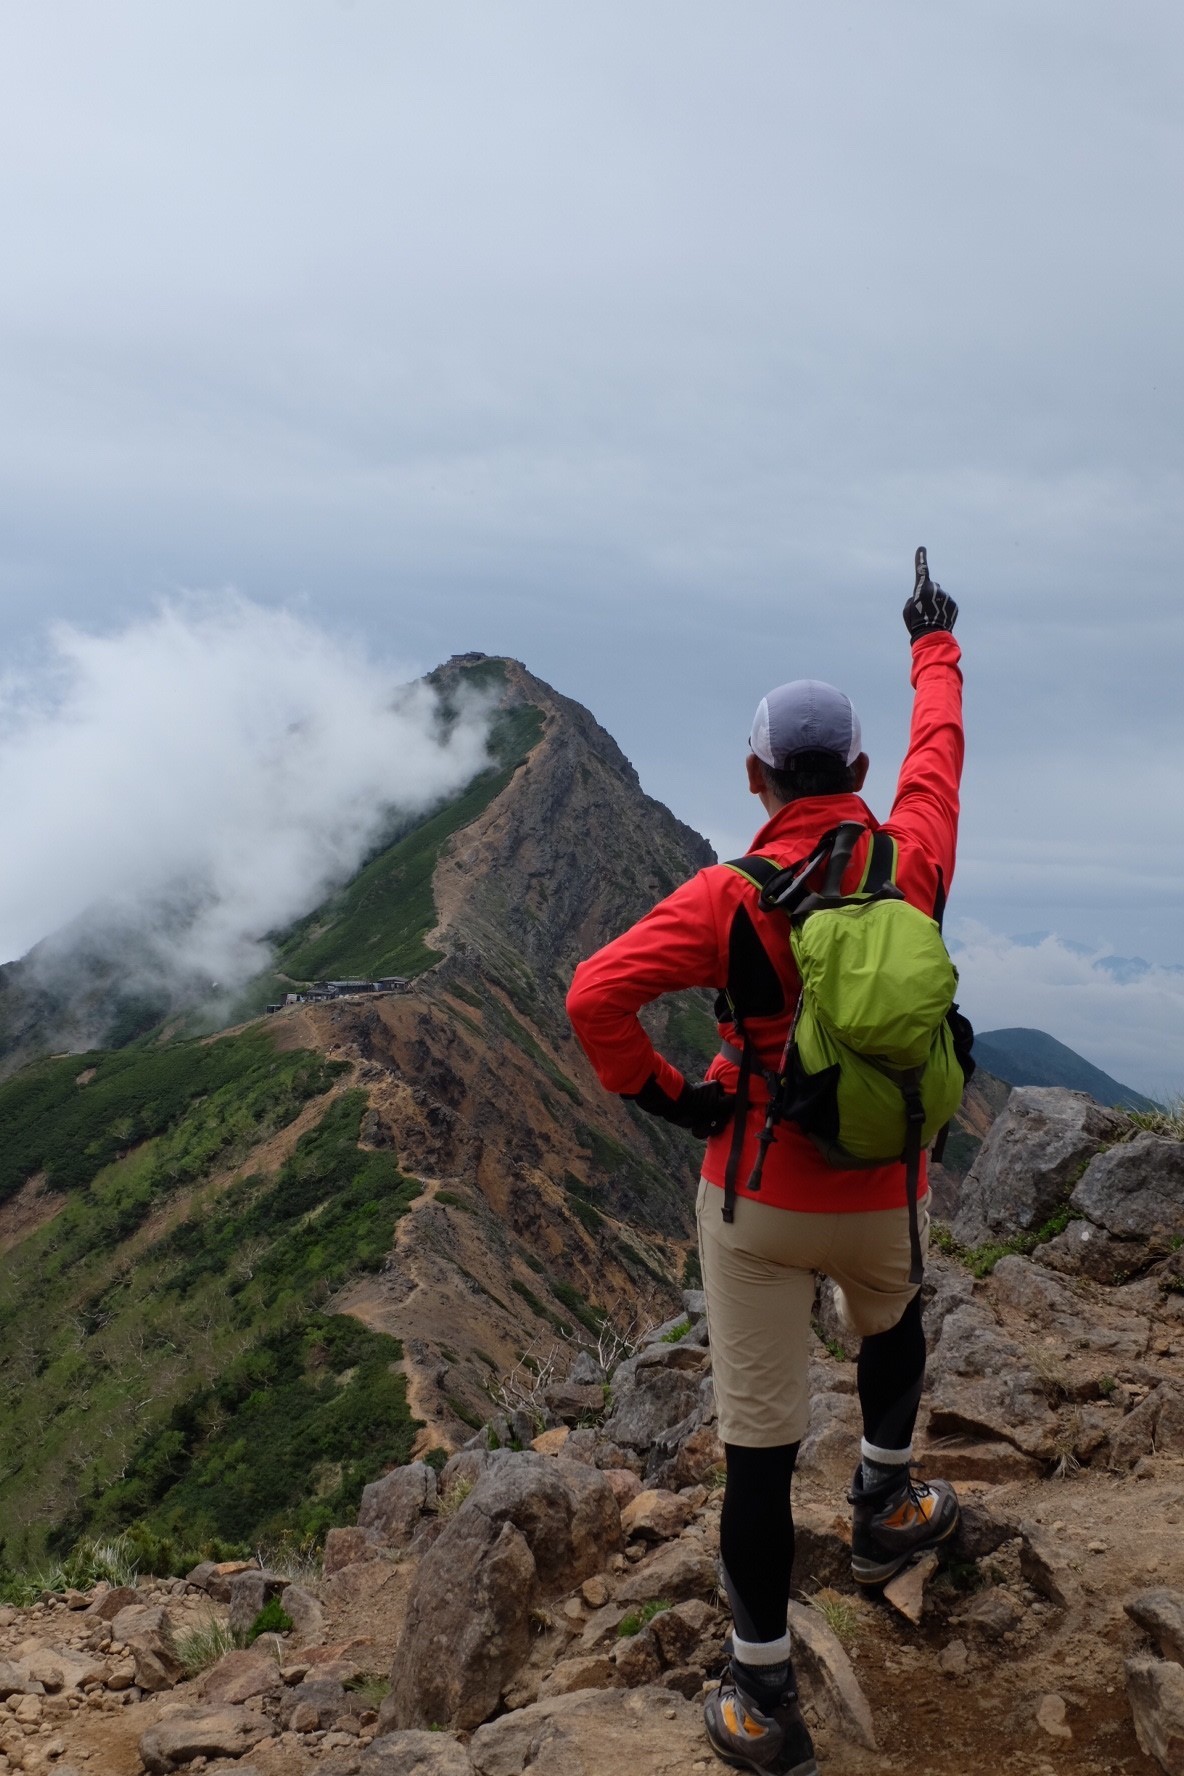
xmin=886 ymin=547 xmax=964 ymax=912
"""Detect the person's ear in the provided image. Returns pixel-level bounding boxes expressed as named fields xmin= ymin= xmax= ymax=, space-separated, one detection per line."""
xmin=746 ymin=753 xmax=766 ymax=796
xmin=851 ymin=752 xmax=870 ymax=791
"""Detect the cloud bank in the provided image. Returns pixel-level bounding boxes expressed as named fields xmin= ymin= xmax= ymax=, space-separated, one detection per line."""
xmin=0 ymin=597 xmax=492 ymax=1001
xmin=950 ymin=922 xmax=1184 ymax=1104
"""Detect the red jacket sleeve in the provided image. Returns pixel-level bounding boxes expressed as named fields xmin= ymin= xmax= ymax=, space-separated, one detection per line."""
xmin=884 ymin=631 xmax=964 ymax=914
xmin=566 ymin=869 xmax=727 ymax=1098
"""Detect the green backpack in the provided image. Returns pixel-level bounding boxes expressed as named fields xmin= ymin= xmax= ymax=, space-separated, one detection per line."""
xmin=719 ymin=821 xmax=973 ymax=1282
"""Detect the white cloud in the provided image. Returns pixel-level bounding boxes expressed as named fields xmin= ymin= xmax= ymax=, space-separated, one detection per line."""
xmin=0 ymin=596 xmax=492 ymax=996
xmin=949 ymin=921 xmax=1184 ymax=1103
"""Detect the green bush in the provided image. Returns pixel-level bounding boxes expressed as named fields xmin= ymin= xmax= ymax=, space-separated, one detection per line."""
xmin=83 ymin=1312 xmax=420 ymax=1550
xmin=617 ymin=1599 xmax=671 ymax=1637
xmin=246 ymin=1597 xmax=294 ymax=1643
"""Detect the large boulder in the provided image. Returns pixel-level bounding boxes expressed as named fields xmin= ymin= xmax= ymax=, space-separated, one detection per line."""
xmin=384 ymin=1454 xmax=621 ymax=1731
xmin=357 ymin=1461 xmax=439 ymax=1548
xmin=952 ymin=1088 xmax=1125 ymax=1248
xmin=1071 ymin=1135 xmax=1184 ymax=1246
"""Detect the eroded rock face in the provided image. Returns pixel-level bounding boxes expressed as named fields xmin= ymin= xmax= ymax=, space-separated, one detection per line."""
xmin=952 ymin=1088 xmax=1125 ymax=1248
xmin=1072 ymin=1136 xmax=1184 ymax=1246
xmin=384 ymin=1455 xmax=621 ymax=1731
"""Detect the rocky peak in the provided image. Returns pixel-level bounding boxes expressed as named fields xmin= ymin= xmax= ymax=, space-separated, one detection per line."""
xmin=427 ymin=655 xmax=714 ymax=1013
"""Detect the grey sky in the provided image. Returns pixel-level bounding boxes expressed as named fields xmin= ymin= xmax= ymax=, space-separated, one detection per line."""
xmin=2 ymin=3 xmax=1182 ymax=1093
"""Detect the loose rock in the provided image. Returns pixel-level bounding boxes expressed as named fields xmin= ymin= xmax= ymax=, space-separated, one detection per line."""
xmin=138 ymin=1705 xmax=269 ymax=1773
xmin=619 ymin=1490 xmax=693 ymax=1542
xmin=469 ymin=1684 xmax=705 ymax=1774
xmin=882 ymin=1552 xmax=939 ymax=1625
xmin=359 ymin=1730 xmax=473 ymax=1773
xmin=1035 ymin=1693 xmax=1072 ymax=1740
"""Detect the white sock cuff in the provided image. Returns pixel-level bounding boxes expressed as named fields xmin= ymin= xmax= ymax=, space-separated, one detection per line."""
xmin=861 ymin=1438 xmax=912 ymax=1466
xmin=732 ymin=1631 xmax=791 ymax=1667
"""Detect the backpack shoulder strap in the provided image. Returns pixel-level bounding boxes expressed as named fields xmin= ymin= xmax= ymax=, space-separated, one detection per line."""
xmin=722 ymin=854 xmax=782 ymax=893
xmin=857 ymin=829 xmax=898 ymax=896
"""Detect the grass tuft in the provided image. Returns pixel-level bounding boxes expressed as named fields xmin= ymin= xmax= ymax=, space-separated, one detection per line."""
xmin=1125 ymin=1099 xmax=1184 ymax=1140
xmin=437 ymin=1477 xmax=475 ymax=1519
xmin=808 ymin=1587 xmax=861 ymax=1646
xmin=176 ymin=1614 xmax=240 ymax=1676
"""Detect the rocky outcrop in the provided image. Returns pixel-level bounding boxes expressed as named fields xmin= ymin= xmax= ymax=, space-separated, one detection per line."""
xmin=1071 ymin=1135 xmax=1184 ymax=1246
xmin=384 ymin=1455 xmax=622 ymax=1729
xmin=952 ymin=1087 xmax=1126 ymax=1248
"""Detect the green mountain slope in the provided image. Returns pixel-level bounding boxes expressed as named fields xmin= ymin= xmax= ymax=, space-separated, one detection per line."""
xmin=0 ymin=1034 xmax=422 ymax=1574
xmin=973 ymin=1027 xmax=1156 ymax=1112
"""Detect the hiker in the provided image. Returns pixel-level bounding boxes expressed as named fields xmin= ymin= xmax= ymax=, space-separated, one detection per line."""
xmin=566 ymin=549 xmax=968 ymax=1775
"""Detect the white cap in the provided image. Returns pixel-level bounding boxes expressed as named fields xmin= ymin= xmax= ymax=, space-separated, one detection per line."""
xmin=749 ymin=679 xmax=862 ymax=769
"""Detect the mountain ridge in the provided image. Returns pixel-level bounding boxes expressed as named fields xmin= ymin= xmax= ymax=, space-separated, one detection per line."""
xmin=974 ymin=1025 xmax=1156 ymax=1112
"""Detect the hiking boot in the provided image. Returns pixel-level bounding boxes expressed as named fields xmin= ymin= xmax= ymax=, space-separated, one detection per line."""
xmin=848 ymin=1462 xmax=960 ymax=1586
xmin=703 ymin=1658 xmax=819 ymax=1774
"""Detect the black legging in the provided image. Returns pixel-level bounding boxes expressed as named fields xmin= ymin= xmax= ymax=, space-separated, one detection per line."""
xmin=721 ymin=1292 xmax=927 ymax=1642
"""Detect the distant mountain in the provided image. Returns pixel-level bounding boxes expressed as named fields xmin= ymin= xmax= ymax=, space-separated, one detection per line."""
xmin=973 ymin=1027 xmax=1156 ymax=1112
xmin=0 ymin=653 xmax=719 ymax=1568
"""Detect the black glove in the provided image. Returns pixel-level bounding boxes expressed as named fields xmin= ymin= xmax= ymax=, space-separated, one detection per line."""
xmin=626 ymin=1074 xmax=736 ymax=1138
xmin=903 ymin=545 xmax=957 ymax=640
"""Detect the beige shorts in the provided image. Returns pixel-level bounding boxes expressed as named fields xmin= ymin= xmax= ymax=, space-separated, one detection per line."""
xmin=695 ymin=1176 xmax=929 ymax=1448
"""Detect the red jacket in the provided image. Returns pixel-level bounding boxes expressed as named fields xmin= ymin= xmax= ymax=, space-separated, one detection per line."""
xmin=566 ymin=632 xmax=964 ymax=1214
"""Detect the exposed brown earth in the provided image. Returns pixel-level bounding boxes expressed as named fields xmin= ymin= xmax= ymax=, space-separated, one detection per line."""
xmin=0 ymin=1174 xmax=63 ymax=1256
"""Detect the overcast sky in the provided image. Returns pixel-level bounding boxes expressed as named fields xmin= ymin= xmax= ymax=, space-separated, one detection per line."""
xmin=1 ymin=3 xmax=1182 ymax=1095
